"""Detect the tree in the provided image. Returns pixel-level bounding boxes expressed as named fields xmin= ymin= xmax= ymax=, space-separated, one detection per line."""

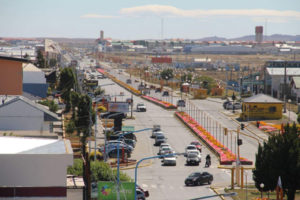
xmin=297 ymin=113 xmax=300 ymax=124
xmin=58 ymin=67 xmax=77 ymax=112
xmin=194 ymin=75 xmax=217 ymax=93
xmin=253 ymin=124 xmax=300 ymax=200
xmin=36 ymin=49 xmax=45 ymax=68
xmin=181 ymin=73 xmax=193 ymax=83
xmin=76 ymin=95 xmax=93 ymax=156
xmin=94 ymin=87 xmax=105 ymax=96
xmin=49 ymin=58 xmax=57 ymax=68
xmin=160 ymin=69 xmax=173 ymax=85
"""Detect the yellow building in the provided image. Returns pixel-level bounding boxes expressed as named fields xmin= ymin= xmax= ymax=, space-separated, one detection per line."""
xmin=240 ymin=94 xmax=283 ymax=120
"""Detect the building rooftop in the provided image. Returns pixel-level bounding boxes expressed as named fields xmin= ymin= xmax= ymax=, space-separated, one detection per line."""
xmin=291 ymin=77 xmax=300 ymax=89
xmin=0 ymin=55 xmax=29 ymax=62
xmin=0 ymin=137 xmax=72 ymax=154
xmin=244 ymin=93 xmax=282 ymax=103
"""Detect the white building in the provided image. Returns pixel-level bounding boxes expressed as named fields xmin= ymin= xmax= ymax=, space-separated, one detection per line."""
xmin=265 ymin=67 xmax=300 ymax=98
xmin=0 ymin=137 xmax=73 ymax=199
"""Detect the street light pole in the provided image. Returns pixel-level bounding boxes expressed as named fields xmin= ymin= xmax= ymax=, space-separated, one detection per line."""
xmin=116 ymin=128 xmax=153 ymax=200
xmin=134 ymin=153 xmax=184 ymax=200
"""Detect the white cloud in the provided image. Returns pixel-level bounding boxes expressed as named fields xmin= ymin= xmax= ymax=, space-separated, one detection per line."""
xmin=120 ymin=5 xmax=300 ymax=20
xmin=252 ymin=17 xmax=289 ymax=23
xmin=80 ymin=14 xmax=118 ymax=19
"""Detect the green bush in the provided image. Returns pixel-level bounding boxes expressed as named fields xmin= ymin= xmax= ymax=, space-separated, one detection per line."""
xmin=68 ymin=159 xmax=132 ymax=182
xmin=67 ymin=159 xmax=83 ymax=176
xmin=38 ymin=99 xmax=58 ymax=112
xmin=297 ymin=114 xmax=300 ymax=124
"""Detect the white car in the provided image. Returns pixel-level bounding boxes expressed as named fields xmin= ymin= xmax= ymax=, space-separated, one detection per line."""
xmin=163 ymin=155 xmax=177 ymax=166
xmin=136 ymin=103 xmax=146 ymax=112
xmin=158 ymin=146 xmax=174 ymax=156
xmin=185 ymin=145 xmax=198 ymax=154
xmin=186 ymin=150 xmax=201 ymax=165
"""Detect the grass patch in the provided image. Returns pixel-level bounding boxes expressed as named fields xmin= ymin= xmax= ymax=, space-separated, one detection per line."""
xmin=225 ymin=186 xmax=300 ymax=200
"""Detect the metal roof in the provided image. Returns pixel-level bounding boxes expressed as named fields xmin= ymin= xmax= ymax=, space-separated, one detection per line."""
xmin=0 ymin=137 xmax=72 ymax=154
xmin=243 ymin=94 xmax=282 ymax=103
xmin=266 ymin=67 xmax=300 ymax=76
xmin=0 ymin=96 xmax=59 ymax=121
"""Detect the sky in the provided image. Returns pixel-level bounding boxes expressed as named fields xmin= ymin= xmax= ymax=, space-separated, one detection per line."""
xmin=0 ymin=0 xmax=300 ymax=40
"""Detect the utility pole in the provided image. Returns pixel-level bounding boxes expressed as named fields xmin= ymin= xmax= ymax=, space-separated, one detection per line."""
xmin=236 ymin=127 xmax=241 ymax=186
xmin=284 ymin=61 xmax=287 ymax=113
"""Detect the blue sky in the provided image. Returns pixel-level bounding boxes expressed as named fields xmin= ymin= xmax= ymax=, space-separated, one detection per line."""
xmin=0 ymin=0 xmax=300 ymax=39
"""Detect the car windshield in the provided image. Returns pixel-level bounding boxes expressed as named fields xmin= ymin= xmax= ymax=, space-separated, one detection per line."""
xmin=187 ymin=146 xmax=196 ymax=150
xmin=162 ymin=147 xmax=171 ymax=151
xmin=157 ymin=136 xmax=164 ymax=139
xmin=188 ymin=153 xmax=198 ymax=158
xmin=191 ymin=142 xmax=200 ymax=145
xmin=189 ymin=172 xmax=201 ymax=177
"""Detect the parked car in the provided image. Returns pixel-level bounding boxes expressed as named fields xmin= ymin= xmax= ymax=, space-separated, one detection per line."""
xmin=162 ymin=91 xmax=169 ymax=96
xmin=159 ymin=143 xmax=170 ymax=151
xmin=123 ymin=138 xmax=136 ymax=148
xmin=223 ymin=101 xmax=230 ymax=109
xmin=155 ymin=88 xmax=161 ymax=93
xmin=151 ymin=125 xmax=161 ymax=138
xmin=137 ymin=103 xmax=146 ymax=112
xmin=186 ymin=150 xmax=201 ymax=165
xmin=184 ymin=172 xmax=213 ymax=186
xmin=106 ymin=148 xmax=132 ymax=158
xmin=226 ymin=102 xmax=241 ymax=110
xmin=162 ymin=155 xmax=177 ymax=166
xmin=233 ymin=102 xmax=242 ymax=110
xmin=155 ymin=134 xmax=167 ymax=146
xmin=185 ymin=145 xmax=198 ymax=155
xmin=126 ymin=79 xmax=132 ymax=84
xmin=177 ymin=100 xmax=186 ymax=107
xmin=190 ymin=141 xmax=202 ymax=152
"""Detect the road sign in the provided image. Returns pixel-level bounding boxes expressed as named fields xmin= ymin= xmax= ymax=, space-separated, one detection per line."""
xmin=97 ymin=181 xmax=135 ymax=200
xmin=122 ymin=126 xmax=135 ymax=132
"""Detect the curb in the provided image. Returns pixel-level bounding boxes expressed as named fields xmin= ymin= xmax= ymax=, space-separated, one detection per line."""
xmin=210 ymin=186 xmax=226 ymax=200
xmin=119 ymin=159 xmax=153 ymax=170
xmin=220 ymin=111 xmax=267 ymax=142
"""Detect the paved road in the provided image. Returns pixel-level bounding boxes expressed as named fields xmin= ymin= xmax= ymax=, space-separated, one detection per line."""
xmin=95 ymin=67 xmax=230 ymax=200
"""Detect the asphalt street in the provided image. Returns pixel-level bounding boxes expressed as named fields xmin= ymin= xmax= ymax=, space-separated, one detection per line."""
xmin=96 ymin=64 xmax=235 ymax=200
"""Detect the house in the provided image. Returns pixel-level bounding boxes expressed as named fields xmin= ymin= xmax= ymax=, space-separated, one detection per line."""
xmin=0 ymin=137 xmax=73 ymax=199
xmin=240 ymin=94 xmax=283 ymax=120
xmin=290 ymin=76 xmax=300 ymax=103
xmin=23 ymin=63 xmax=48 ymax=98
xmin=0 ymin=56 xmax=29 ymax=95
xmin=0 ymin=96 xmax=59 ymax=136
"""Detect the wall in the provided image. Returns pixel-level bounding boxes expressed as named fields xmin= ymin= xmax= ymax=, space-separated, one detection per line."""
xmin=0 ymin=154 xmax=72 ymax=187
xmin=0 ymin=59 xmax=23 ymax=95
xmin=0 ymin=99 xmax=49 ymax=131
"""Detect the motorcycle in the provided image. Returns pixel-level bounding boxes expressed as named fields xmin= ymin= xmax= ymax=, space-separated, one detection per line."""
xmin=205 ymin=158 xmax=211 ymax=168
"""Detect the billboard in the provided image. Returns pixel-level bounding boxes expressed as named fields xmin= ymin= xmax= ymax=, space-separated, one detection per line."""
xmin=108 ymin=102 xmax=129 ymax=113
xmin=151 ymin=57 xmax=172 ymax=64
xmin=97 ymin=181 xmax=135 ymax=200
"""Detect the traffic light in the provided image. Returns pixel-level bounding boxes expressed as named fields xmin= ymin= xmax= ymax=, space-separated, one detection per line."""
xmin=238 ymin=139 xmax=243 ymax=146
xmin=224 ymin=128 xmax=228 ymax=136
xmin=241 ymin=123 xmax=245 ymax=130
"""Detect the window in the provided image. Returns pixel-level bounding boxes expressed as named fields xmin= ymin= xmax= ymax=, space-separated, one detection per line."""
xmin=269 ymin=106 xmax=276 ymax=112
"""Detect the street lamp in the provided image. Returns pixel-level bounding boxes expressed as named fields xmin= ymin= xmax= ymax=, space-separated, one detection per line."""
xmin=288 ymin=99 xmax=291 ymax=123
xmin=260 ymin=183 xmax=264 ymax=199
xmin=114 ymin=128 xmax=153 ymax=200
xmin=134 ymin=153 xmax=184 ymax=200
